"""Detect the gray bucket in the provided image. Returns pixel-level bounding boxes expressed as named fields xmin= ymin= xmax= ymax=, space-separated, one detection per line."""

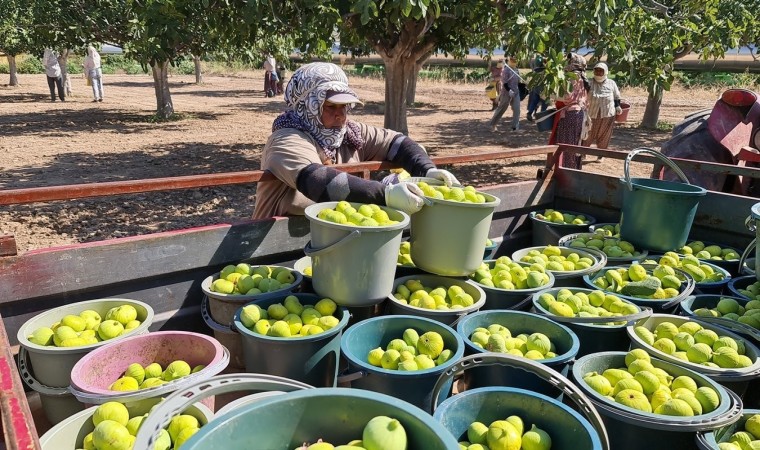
xmin=39 ymin=393 xmax=213 ymax=450
xmin=530 ymin=210 xmax=597 ymax=246
xmin=696 ymin=408 xmax=760 ymax=449
xmin=512 ymin=245 xmax=607 ymax=288
xmin=16 ymin=298 xmax=154 ymax=388
xmin=201 ymin=294 xmax=245 ymax=369
xmin=18 ymin=347 xmax=84 ymax=425
xmin=386 ymin=274 xmax=486 ymax=325
xmin=304 ymin=201 xmax=409 ymax=306
xmin=619 ymin=148 xmax=707 ymax=253
xmin=627 ymin=313 xmax=760 ymax=398
xmin=409 ymin=182 xmax=500 ymax=276
xmin=473 ymin=260 xmax=556 ymax=311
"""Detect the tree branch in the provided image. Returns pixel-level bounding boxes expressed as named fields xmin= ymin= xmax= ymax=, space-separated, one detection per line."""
xmin=673 ymin=43 xmax=693 ymax=60
xmin=636 ymin=0 xmax=671 ymax=16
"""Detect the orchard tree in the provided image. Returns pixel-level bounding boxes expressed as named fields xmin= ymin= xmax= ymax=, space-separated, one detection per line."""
xmin=338 ymin=0 xmax=502 ymax=134
xmin=0 ymin=0 xmax=33 ymax=86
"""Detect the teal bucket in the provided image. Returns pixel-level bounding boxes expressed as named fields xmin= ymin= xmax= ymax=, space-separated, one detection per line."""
xmin=472 ymin=260 xmax=556 ymax=311
xmin=619 ymin=148 xmax=707 ymax=253
xmin=455 ymin=310 xmax=580 ymax=398
xmin=339 ymin=314 xmax=465 ymax=411
xmin=571 ymin=351 xmax=742 ymax=450
xmin=135 ymin=374 xmax=461 ymax=450
xmin=233 ymin=293 xmax=350 ymax=387
xmin=530 ymin=287 xmax=652 ymax=357
xmin=627 ymin=313 xmax=760 ymax=399
xmin=430 ymin=354 xmax=611 ymax=449
xmin=696 ymin=408 xmax=760 ymax=449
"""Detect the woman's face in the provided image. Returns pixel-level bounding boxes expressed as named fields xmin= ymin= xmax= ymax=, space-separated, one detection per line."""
xmin=594 ymin=68 xmax=605 ymax=77
xmin=321 ymin=101 xmax=348 ymax=128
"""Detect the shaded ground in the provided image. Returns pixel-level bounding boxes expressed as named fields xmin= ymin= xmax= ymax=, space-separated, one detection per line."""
xmin=0 ymin=72 xmax=719 ymax=254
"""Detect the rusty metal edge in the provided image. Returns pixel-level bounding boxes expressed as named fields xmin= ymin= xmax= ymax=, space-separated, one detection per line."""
xmin=0 ymin=312 xmax=40 ymax=450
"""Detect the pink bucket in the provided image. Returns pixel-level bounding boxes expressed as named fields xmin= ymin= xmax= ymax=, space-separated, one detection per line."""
xmin=615 ymin=101 xmax=631 ymax=123
xmin=69 ymin=331 xmax=229 ymax=410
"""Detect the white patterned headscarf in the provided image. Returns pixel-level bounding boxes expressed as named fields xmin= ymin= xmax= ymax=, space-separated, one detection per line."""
xmin=274 ymin=63 xmax=363 ymax=157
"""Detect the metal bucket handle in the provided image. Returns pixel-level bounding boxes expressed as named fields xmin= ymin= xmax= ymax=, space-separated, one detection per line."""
xmin=624 ymin=147 xmax=691 ymax=191
xmin=430 ymin=354 xmax=611 ymax=450
xmin=303 ymin=229 xmax=362 ymax=257
xmin=738 ymin=238 xmax=757 ymax=277
xmin=17 ymin=347 xmax=70 ymax=396
xmin=134 ymin=374 xmax=313 ymax=450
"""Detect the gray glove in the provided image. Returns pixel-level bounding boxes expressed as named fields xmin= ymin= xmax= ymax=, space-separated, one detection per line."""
xmin=425 ymin=168 xmax=460 ymax=187
xmin=385 ymin=182 xmax=426 ymax=215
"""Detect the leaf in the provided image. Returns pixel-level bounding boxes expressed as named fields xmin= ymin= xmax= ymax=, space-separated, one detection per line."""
xmin=516 ymin=14 xmax=527 ymax=25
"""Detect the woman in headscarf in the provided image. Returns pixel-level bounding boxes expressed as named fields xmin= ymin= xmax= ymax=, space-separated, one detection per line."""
xmin=551 ymin=53 xmax=591 ymax=169
xmin=582 ymin=62 xmax=622 ymax=158
xmin=252 ymin=62 xmax=459 ymax=219
xmin=83 ymin=46 xmax=104 ymax=102
xmin=42 ymin=49 xmax=64 ymax=102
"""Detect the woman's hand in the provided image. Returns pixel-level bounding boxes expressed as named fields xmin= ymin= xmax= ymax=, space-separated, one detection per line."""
xmin=385 ymin=182 xmax=427 ymax=215
xmin=615 ymin=106 xmax=623 ymax=115
xmin=425 ymin=168 xmax=459 ymax=187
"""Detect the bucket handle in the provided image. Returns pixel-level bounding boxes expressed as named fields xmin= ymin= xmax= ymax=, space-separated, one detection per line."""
xmin=303 ymin=229 xmax=362 ymax=257
xmin=335 ymin=369 xmax=368 ymax=384
xmin=17 ymin=347 xmax=71 ymax=397
xmin=134 ymin=374 xmax=313 ymax=450
xmin=200 ymin=295 xmax=236 ymax=333
xmin=738 ymin=238 xmax=756 ymax=276
xmin=624 ymin=147 xmax=691 ymax=191
xmin=430 ymin=354 xmax=611 ymax=450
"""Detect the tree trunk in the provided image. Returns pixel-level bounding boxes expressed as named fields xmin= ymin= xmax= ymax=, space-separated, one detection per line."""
xmin=7 ymin=55 xmax=18 ymax=86
xmin=405 ymin=53 xmax=432 ymax=107
xmin=193 ymin=55 xmax=202 ymax=84
xmin=641 ymin=85 xmax=663 ymax=129
xmin=382 ymin=56 xmax=417 ymax=134
xmin=58 ymin=49 xmax=72 ymax=97
xmin=152 ymin=60 xmax=174 ymax=119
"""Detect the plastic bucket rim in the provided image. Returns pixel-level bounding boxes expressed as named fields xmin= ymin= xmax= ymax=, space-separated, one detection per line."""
xmin=529 ymin=210 xmax=598 ymax=227
xmin=531 ymin=286 xmax=643 ymax=329
xmin=571 ymin=351 xmax=736 ymax=426
xmin=233 ymin=295 xmax=350 ymax=342
xmin=304 ymin=201 xmax=410 ymax=232
xmin=455 ymin=309 xmax=581 ymax=365
xmin=644 ymin=254 xmax=732 ymax=288
xmin=68 ymin=330 xmax=230 ymax=399
xmin=339 ymin=314 xmax=466 ymax=377
xmin=293 ymin=256 xmax=312 ymax=280
xmin=433 ymin=386 xmax=604 ymax=449
xmin=470 ymin=259 xmax=557 ymax=295
xmin=620 ymin=177 xmax=708 ymax=196
xmin=696 ymin=408 xmax=760 ymax=447
xmin=16 ymin=298 xmax=154 ymax=353
xmin=727 ymin=275 xmax=758 ymax=300
xmin=512 ymin=245 xmax=603 ymax=277
xmin=680 ymin=293 xmax=752 ymax=316
xmin=388 ymin=274 xmax=487 ymax=317
xmin=201 ymin=266 xmax=304 ymax=303
xmin=626 ymin=313 xmax=760 ymax=377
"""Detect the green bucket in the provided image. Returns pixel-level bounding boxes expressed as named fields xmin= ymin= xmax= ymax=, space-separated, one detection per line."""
xmin=530 ymin=287 xmax=652 ymax=357
xmin=408 ymin=180 xmax=501 ymax=276
xmin=304 ymin=201 xmax=409 ymax=306
xmin=39 ymin=395 xmax=213 ymax=449
xmin=339 ymin=314 xmax=465 ymax=411
xmin=512 ymin=245 xmax=607 ymax=288
xmin=530 ymin=210 xmax=598 ymax=246
xmin=134 ymin=374 xmax=461 ymax=450
xmin=583 ymin=264 xmax=696 ymax=313
xmin=472 ymin=260 xmax=556 ymax=311
xmin=571 ymin=351 xmax=743 ymax=450
xmin=696 ymin=408 xmax=760 ymax=449
xmin=619 ymin=148 xmax=707 ymax=253
xmin=386 ymin=274 xmax=486 ymax=325
xmin=233 ymin=293 xmax=350 ymax=387
xmin=455 ymin=310 xmax=580 ymax=398
xmin=627 ymin=313 xmax=760 ymax=398
xmin=430 ymin=354 xmax=611 ymax=449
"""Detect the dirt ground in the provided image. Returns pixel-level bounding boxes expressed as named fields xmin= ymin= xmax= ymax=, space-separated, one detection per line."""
xmin=0 ymin=71 xmax=722 ymax=254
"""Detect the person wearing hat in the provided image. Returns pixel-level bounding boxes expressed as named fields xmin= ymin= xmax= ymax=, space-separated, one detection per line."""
xmin=252 ymin=62 xmax=459 ymax=219
xmin=582 ymin=62 xmax=622 ymax=159
xmin=550 ymin=53 xmax=591 ymax=169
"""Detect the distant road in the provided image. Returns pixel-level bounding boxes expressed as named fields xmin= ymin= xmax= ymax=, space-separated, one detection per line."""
xmin=295 ymin=52 xmax=760 ymax=73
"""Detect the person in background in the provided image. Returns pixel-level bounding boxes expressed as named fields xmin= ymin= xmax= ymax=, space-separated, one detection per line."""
xmin=526 ymin=54 xmax=548 ymax=121
xmin=83 ymin=46 xmax=104 ymax=102
xmin=276 ymin=64 xmax=287 ymax=95
xmin=550 ymin=53 xmax=591 ymax=169
xmin=263 ymin=53 xmax=278 ymax=97
xmin=252 ymin=62 xmax=459 ymax=219
xmin=42 ymin=49 xmax=64 ymax=102
xmin=487 ymin=60 xmax=503 ymax=110
xmin=582 ymin=62 xmax=622 ymax=160
xmin=489 ymin=56 xmax=521 ymax=132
